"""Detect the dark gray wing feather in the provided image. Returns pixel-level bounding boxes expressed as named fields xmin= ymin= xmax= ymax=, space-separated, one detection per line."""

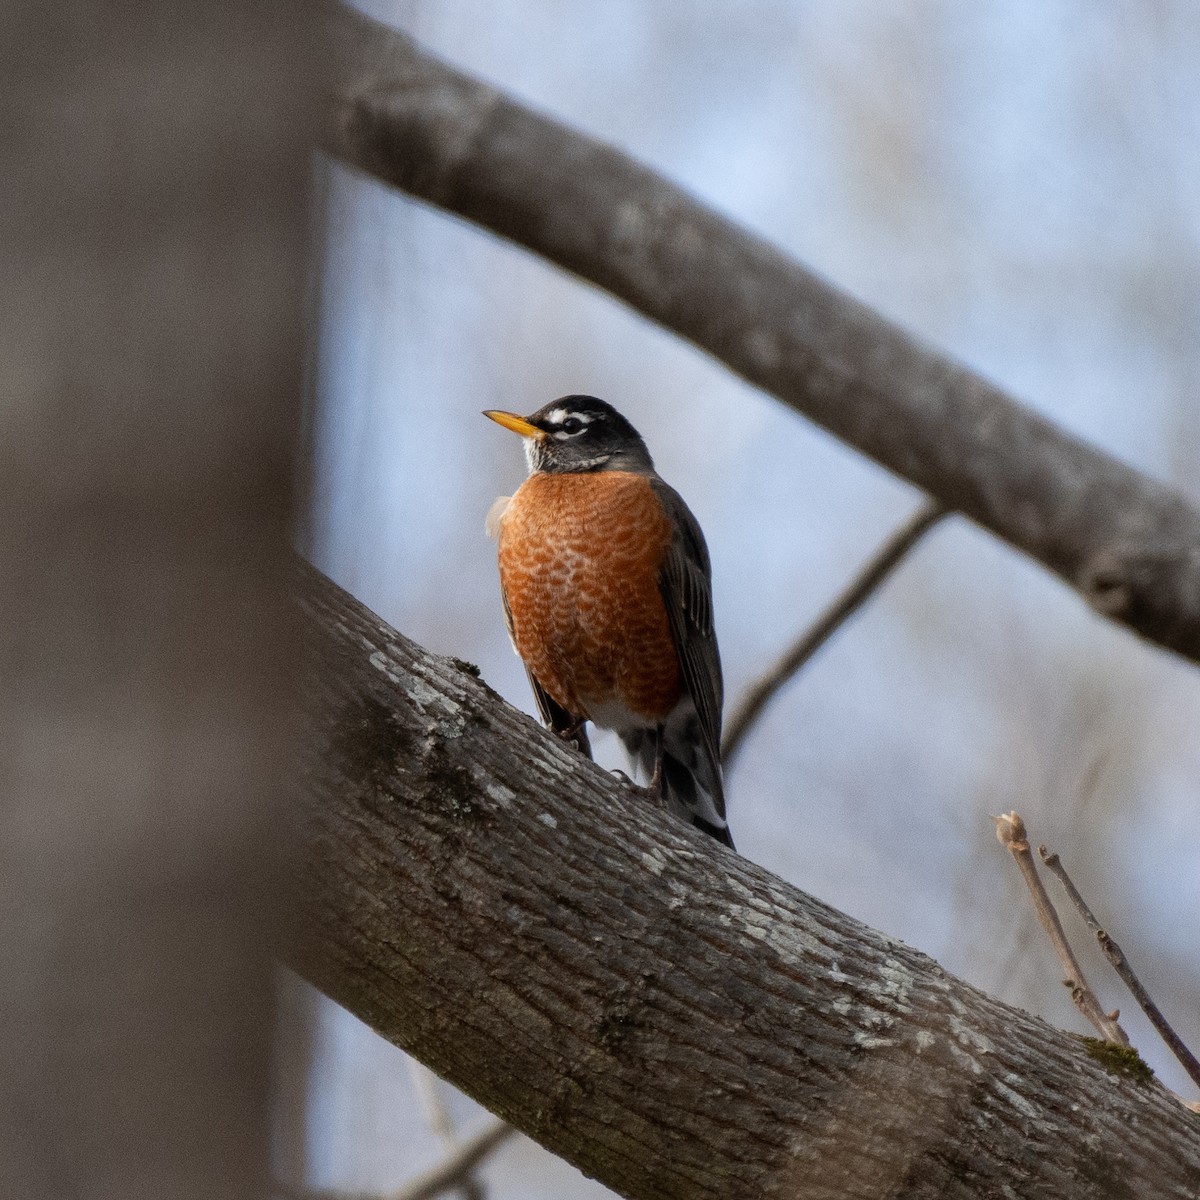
xmin=649 ymin=479 xmax=724 ymax=784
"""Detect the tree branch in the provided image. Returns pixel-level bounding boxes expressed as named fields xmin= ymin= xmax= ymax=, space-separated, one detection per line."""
xmin=1039 ymin=845 xmax=1200 ymax=1091
xmin=275 ymin=1120 xmax=517 ymax=1200
xmin=323 ymin=2 xmax=1200 ymax=667
xmin=292 ymin=559 xmax=1200 ymax=1200
xmin=406 ymin=1059 xmax=501 ymax=1200
xmin=393 ymin=1120 xmax=516 ymax=1200
xmin=992 ymin=814 xmax=1127 ymax=1046
xmin=723 ymin=501 xmax=949 ymax=766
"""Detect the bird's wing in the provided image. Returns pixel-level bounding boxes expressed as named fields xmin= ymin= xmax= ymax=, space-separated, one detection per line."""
xmin=650 ymin=479 xmax=724 ymax=769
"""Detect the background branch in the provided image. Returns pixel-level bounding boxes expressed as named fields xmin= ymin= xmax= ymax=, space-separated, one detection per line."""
xmin=292 ymin=560 xmax=1200 ymax=1200
xmin=723 ymin=501 xmax=949 ymax=765
xmin=273 ymin=1113 xmax=514 ymax=1200
xmin=394 ymin=1122 xmax=517 ymax=1200
xmin=407 ymin=1060 xmax=500 ymax=1200
xmin=325 ymin=1 xmax=1200 ymax=666
xmin=1 ymin=6 xmax=312 ymax=1198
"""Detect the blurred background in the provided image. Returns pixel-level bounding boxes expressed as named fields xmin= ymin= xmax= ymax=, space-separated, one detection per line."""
xmin=286 ymin=2 xmax=1200 ymax=1195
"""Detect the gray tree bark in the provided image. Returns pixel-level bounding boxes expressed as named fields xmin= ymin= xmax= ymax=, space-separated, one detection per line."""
xmin=323 ymin=1 xmax=1200 ymax=667
xmin=0 ymin=7 xmax=314 ymax=1198
xmin=293 ymin=560 xmax=1200 ymax=1200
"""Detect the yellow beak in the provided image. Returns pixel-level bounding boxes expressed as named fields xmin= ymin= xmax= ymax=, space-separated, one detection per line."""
xmin=483 ymin=410 xmax=544 ymax=439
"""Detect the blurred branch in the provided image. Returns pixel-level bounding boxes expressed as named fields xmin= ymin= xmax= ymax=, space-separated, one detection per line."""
xmin=1040 ymin=846 xmax=1200 ymax=1090
xmin=393 ymin=1121 xmax=516 ymax=1200
xmin=407 ymin=1060 xmax=501 ymax=1200
xmin=1 ymin=6 xmax=313 ymax=1199
xmin=291 ymin=559 xmax=1200 ymax=1200
xmin=992 ymin=813 xmax=1127 ymax=1044
xmin=273 ymin=1120 xmax=513 ymax=1200
xmin=324 ymin=1 xmax=1200 ymax=667
xmin=722 ymin=501 xmax=948 ymax=766
xmin=408 ymin=1061 xmax=459 ymax=1150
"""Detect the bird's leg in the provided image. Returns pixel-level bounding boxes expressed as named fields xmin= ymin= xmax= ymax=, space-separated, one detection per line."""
xmin=649 ymin=724 xmax=666 ymax=795
xmin=553 ymin=715 xmax=592 ymax=759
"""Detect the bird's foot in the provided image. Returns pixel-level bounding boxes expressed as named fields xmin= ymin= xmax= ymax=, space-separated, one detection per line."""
xmin=611 ymin=769 xmax=671 ymax=811
xmin=553 ymin=718 xmax=592 ymax=759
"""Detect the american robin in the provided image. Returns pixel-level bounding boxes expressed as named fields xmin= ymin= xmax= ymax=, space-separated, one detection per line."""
xmin=484 ymin=395 xmax=733 ymax=849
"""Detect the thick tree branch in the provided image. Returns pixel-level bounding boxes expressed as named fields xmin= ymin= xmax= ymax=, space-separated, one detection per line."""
xmin=322 ymin=2 xmax=1200 ymax=666
xmin=292 ymin=560 xmax=1200 ymax=1200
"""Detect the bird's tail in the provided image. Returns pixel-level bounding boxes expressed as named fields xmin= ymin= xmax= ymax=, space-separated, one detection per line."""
xmin=622 ymin=716 xmax=734 ymax=850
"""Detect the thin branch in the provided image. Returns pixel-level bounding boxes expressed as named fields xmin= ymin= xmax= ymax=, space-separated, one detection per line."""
xmin=325 ymin=0 xmax=1200 ymax=667
xmin=992 ymin=812 xmax=1127 ymax=1044
xmin=290 ymin=559 xmax=1200 ymax=1200
xmin=406 ymin=1059 xmax=494 ymax=1200
xmin=722 ymin=501 xmax=948 ymax=765
xmin=1039 ymin=845 xmax=1200 ymax=1090
xmin=271 ymin=1121 xmax=515 ymax=1200
xmin=392 ymin=1121 xmax=517 ymax=1200
xmin=408 ymin=1060 xmax=460 ymax=1151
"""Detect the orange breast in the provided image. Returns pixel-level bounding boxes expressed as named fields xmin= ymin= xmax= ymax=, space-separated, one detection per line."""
xmin=497 ymin=471 xmax=682 ymax=723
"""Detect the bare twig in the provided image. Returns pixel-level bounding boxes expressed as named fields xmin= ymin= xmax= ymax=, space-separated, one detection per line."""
xmin=1039 ymin=846 xmax=1200 ymax=1090
xmin=392 ymin=1121 xmax=517 ymax=1200
xmin=271 ymin=1120 xmax=516 ymax=1200
xmin=992 ymin=812 xmax=1127 ymax=1044
xmin=409 ymin=1060 xmax=460 ymax=1149
xmin=407 ymin=1059 xmax=495 ymax=1200
xmin=722 ymin=501 xmax=948 ymax=765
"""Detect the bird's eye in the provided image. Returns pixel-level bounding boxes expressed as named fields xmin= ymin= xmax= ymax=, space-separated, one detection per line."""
xmin=560 ymin=416 xmax=584 ymax=434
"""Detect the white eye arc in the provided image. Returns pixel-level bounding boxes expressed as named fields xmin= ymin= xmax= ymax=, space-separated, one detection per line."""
xmin=544 ymin=409 xmax=597 ymax=439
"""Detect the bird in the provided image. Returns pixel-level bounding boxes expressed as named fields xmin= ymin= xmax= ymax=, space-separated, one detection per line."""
xmin=484 ymin=395 xmax=733 ymax=850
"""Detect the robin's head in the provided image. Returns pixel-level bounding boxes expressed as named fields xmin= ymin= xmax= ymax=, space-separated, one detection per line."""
xmin=484 ymin=395 xmax=655 ymax=475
